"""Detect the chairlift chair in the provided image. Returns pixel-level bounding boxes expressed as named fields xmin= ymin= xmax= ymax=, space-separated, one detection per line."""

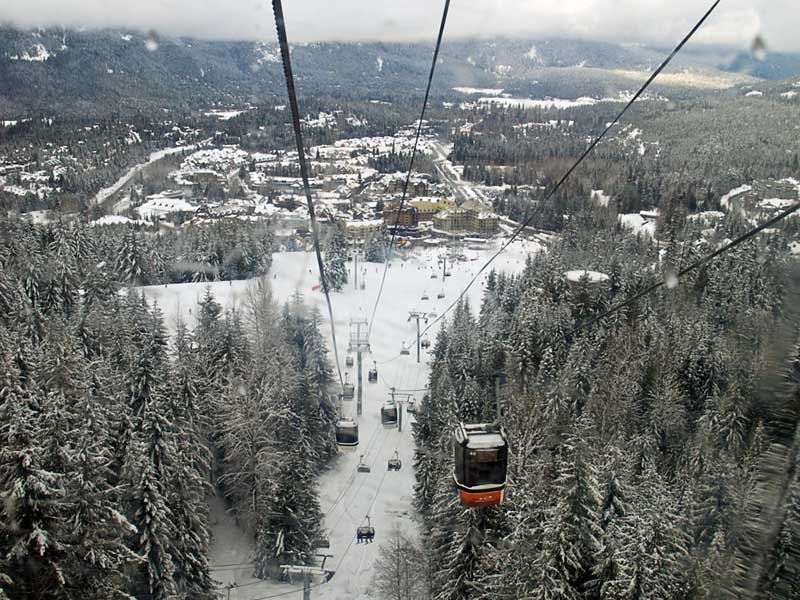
xmin=357 ymin=454 xmax=371 ymax=473
xmin=437 ymin=291 xmax=445 ymax=299
xmin=421 ymin=336 xmax=431 ymax=349
xmin=356 ymin=517 xmax=375 ymax=544
xmin=421 ymin=292 xmax=429 ymax=300
xmin=345 ymin=354 xmax=354 ymax=367
xmin=406 ymin=398 xmax=416 ymax=414
xmin=400 ymin=343 xmax=410 ymax=356
xmin=387 ymin=451 xmax=402 ymax=471
xmin=313 ymin=536 xmax=331 ymax=549
xmin=453 ymin=423 xmax=508 ymax=508
xmin=335 ymin=418 xmax=359 ymax=450
xmin=381 ymin=402 xmax=398 ymax=428
xmin=430 ymin=273 xmax=437 ymax=279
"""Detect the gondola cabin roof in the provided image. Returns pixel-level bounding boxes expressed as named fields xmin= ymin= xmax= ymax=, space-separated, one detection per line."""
xmin=454 ymin=423 xmax=507 ymax=449
xmin=466 ymin=433 xmax=506 ymax=449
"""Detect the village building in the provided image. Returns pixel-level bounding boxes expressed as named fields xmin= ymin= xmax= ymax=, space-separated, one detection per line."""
xmin=409 ymin=197 xmax=456 ymax=220
xmin=345 ymin=219 xmax=383 ymax=242
xmin=383 ymin=205 xmax=419 ymax=228
xmin=432 ymin=199 xmax=499 ymax=236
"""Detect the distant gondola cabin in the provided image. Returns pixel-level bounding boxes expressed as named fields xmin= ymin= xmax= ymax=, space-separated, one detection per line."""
xmin=336 ymin=418 xmax=359 ymax=449
xmin=381 ymin=403 xmax=398 ymax=427
xmin=453 ymin=423 xmax=508 ymax=508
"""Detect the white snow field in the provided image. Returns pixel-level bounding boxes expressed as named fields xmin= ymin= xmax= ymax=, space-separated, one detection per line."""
xmin=140 ymin=240 xmax=537 ymax=599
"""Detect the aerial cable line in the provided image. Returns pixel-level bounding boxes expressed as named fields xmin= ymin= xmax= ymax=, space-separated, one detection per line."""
xmin=541 ymin=201 xmax=800 ymax=352
xmin=272 ymin=0 xmax=345 ymax=389
xmin=367 ymin=0 xmax=451 ymax=340
xmin=413 ymin=0 xmax=723 ymax=342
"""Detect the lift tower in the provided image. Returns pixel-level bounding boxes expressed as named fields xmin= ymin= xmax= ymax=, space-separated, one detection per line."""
xmin=349 ymin=317 xmax=370 ymax=416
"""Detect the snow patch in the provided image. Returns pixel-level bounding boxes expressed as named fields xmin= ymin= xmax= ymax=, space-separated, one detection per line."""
xmin=90 ymin=215 xmax=148 ymax=227
xmin=565 ymin=270 xmax=609 ymax=283
xmin=376 ymin=57 xmax=384 ymax=73
xmin=10 ymin=43 xmax=51 ymax=62
xmin=619 ymin=213 xmax=657 ymax=238
xmin=204 ymin=109 xmax=245 ymax=120
xmin=745 ymin=90 xmax=763 ymax=97
xmin=781 ymin=91 xmax=798 ymax=99
xmin=590 ymin=190 xmax=610 ymax=207
xmin=720 ymin=184 xmax=752 ymax=210
xmin=759 ymin=198 xmax=797 ymax=210
xmin=453 ymin=87 xmax=504 ymax=96
xmin=525 ymin=45 xmax=540 ymax=62
xmin=255 ymin=42 xmax=280 ymax=64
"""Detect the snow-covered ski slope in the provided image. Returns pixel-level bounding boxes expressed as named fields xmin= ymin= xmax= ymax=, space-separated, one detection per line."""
xmin=140 ymin=238 xmax=539 ymax=599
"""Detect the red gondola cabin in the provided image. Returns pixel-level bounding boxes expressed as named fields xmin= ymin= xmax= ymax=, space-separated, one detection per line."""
xmin=453 ymin=423 xmax=508 ymax=508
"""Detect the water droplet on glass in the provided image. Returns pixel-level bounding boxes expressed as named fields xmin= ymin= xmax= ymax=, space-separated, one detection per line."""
xmin=145 ymin=31 xmax=159 ymax=52
xmin=752 ymin=35 xmax=767 ymax=61
xmin=665 ymin=268 xmax=679 ymax=289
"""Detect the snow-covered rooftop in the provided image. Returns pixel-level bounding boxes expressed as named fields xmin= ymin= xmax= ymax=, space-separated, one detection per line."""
xmin=564 ymin=270 xmax=610 ymax=283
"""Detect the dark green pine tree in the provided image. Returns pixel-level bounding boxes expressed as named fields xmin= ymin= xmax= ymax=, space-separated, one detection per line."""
xmin=61 ymin=394 xmax=138 ymax=599
xmin=0 ymin=399 xmax=69 ymax=598
xmin=533 ymin=423 xmax=603 ymax=600
xmin=114 ymin=230 xmax=150 ymax=285
xmin=323 ymin=224 xmax=348 ymax=291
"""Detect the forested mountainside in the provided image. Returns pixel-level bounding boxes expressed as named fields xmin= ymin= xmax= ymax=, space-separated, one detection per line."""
xmin=0 ymin=218 xmax=338 ymax=597
xmin=413 ymin=208 xmax=800 ymax=599
xmin=1 ymin=26 xmax=799 ymax=117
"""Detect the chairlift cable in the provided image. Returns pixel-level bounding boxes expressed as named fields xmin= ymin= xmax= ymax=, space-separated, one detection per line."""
xmin=538 ymin=201 xmax=800 ymax=353
xmin=273 ymin=0 xmax=345 ymax=390
xmin=368 ymin=0 xmax=451 ymax=340
xmin=412 ymin=0 xmax=723 ymax=344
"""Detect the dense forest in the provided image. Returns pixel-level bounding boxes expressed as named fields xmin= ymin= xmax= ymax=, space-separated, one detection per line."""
xmin=0 ymin=218 xmax=274 ymax=288
xmin=411 ymin=205 xmax=800 ymax=599
xmin=0 ymin=218 xmax=337 ymax=599
xmin=453 ymin=95 xmax=800 ymax=225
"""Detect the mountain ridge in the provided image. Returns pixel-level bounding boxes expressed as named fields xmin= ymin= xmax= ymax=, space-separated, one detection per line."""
xmin=1 ymin=26 xmax=798 ymax=118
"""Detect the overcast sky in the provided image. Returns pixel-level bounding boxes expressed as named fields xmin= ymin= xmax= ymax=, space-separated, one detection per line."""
xmin=0 ymin=0 xmax=797 ymax=52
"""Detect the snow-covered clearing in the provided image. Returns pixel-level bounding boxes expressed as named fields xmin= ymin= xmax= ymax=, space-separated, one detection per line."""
xmin=204 ymin=110 xmax=246 ymax=120
xmin=565 ymin=270 xmax=609 ymax=283
xmin=140 ymin=240 xmax=537 ymax=599
xmin=619 ymin=213 xmax=657 ymax=238
xmin=452 ymin=87 xmax=504 ymax=96
xmin=89 ymin=215 xmax=148 ymax=227
xmin=479 ymin=96 xmax=598 ymax=109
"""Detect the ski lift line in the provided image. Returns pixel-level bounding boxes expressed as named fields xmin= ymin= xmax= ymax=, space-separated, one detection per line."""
xmin=334 ymin=429 xmax=402 ymax=574
xmin=325 ymin=423 xmax=388 ymax=516
xmin=411 ymin=0 xmax=723 ymax=345
xmin=248 ymin=582 xmax=326 ymax=600
xmin=327 ymin=410 xmax=396 ymax=520
xmin=367 ymin=0 xmax=451 ymax=341
xmin=209 ymin=561 xmax=256 ymax=570
xmin=272 ymin=0 xmax=345 ymax=390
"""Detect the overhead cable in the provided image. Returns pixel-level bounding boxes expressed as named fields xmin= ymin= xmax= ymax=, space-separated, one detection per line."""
xmin=272 ymin=0 xmax=345 ymax=389
xmin=414 ymin=0 xmax=723 ymax=342
xmin=368 ymin=0 xmax=452 ymax=340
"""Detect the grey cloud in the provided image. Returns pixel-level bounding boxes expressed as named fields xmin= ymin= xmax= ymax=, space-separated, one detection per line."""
xmin=0 ymin=0 xmax=797 ymax=51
